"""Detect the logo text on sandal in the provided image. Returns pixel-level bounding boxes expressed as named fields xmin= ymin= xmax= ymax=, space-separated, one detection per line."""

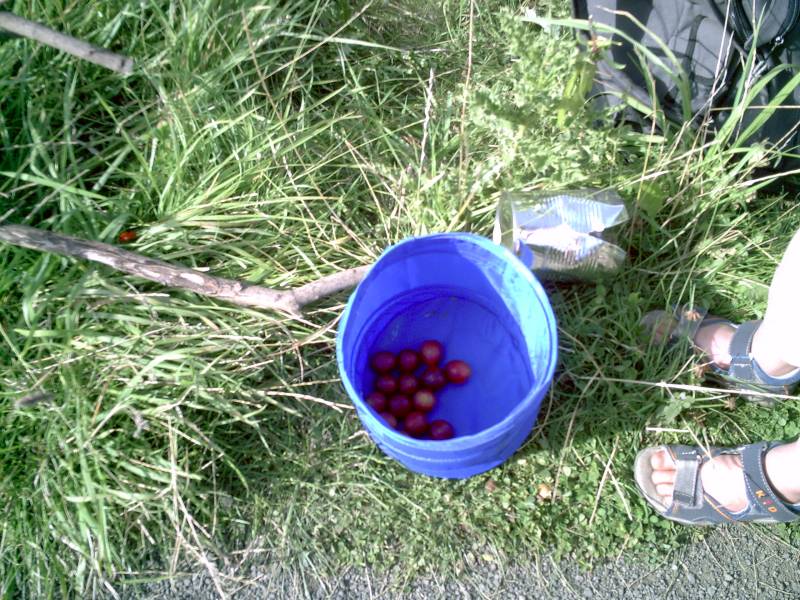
xmin=755 ymin=489 xmax=779 ymax=513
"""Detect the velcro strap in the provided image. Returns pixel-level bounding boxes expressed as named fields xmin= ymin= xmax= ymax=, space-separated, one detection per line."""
xmin=670 ymin=446 xmax=702 ymax=506
xmin=740 ymin=442 xmax=798 ymax=522
xmin=727 ymin=320 xmax=761 ymax=381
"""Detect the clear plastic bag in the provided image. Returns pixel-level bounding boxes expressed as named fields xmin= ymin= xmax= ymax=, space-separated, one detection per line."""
xmin=493 ymin=189 xmax=629 ymax=281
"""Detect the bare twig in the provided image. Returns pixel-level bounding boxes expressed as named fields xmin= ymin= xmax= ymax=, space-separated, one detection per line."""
xmin=419 ymin=67 xmax=435 ymax=180
xmin=574 ymin=375 xmax=799 ymax=402
xmin=0 ymin=225 xmax=369 ymax=317
xmin=0 ymin=10 xmax=133 ymax=74
xmin=457 ymin=0 xmax=475 ymax=185
xmin=256 ymin=390 xmax=353 ymax=413
xmin=588 ymin=436 xmax=619 ymax=526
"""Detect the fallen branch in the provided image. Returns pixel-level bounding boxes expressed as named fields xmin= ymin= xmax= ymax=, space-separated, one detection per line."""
xmin=0 ymin=225 xmax=369 ymax=317
xmin=0 ymin=10 xmax=133 ymax=74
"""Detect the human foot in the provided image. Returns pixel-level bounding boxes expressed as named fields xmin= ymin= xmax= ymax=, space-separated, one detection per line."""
xmin=649 ymin=441 xmax=800 ymax=513
xmin=635 ymin=441 xmax=800 ymax=525
xmin=691 ymin=317 xmax=796 ymax=377
xmin=642 ymin=307 xmax=735 ymax=369
xmin=690 ymin=319 xmax=735 ymax=370
xmin=640 ymin=306 xmax=800 ymax=402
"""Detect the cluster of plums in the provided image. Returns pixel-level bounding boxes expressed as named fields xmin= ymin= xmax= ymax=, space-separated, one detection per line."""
xmin=365 ymin=340 xmax=471 ymax=440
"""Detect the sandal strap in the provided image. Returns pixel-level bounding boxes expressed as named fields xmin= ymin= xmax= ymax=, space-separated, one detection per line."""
xmin=670 ymin=445 xmax=703 ymax=506
xmin=739 ymin=441 xmax=798 ymax=522
xmin=724 ymin=320 xmax=800 ymax=388
xmin=727 ymin=320 xmax=762 ymax=382
xmin=665 ymin=445 xmax=738 ymax=523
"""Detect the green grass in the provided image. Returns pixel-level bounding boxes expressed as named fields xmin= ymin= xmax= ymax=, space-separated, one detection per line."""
xmin=1 ymin=0 xmax=799 ymax=597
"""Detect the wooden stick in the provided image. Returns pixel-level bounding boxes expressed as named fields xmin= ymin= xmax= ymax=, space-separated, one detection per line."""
xmin=0 ymin=11 xmax=133 ymax=75
xmin=0 ymin=225 xmax=369 ymax=317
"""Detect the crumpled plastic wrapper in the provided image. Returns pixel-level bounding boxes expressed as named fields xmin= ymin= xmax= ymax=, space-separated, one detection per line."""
xmin=493 ymin=189 xmax=629 ymax=281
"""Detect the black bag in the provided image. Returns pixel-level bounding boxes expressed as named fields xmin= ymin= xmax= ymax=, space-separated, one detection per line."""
xmin=572 ymin=0 xmax=800 ymax=169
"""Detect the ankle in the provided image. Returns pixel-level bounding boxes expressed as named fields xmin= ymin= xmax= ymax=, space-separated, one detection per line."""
xmin=694 ymin=322 xmax=735 ymax=369
xmin=765 ymin=442 xmax=800 ymax=504
xmin=752 ymin=322 xmax=799 ymax=377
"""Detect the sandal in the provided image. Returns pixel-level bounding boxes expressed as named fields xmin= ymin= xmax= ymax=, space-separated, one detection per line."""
xmin=641 ymin=305 xmax=800 ymax=406
xmin=634 ymin=442 xmax=800 ymax=525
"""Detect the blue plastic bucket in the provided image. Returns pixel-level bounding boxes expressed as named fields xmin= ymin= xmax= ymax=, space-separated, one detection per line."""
xmin=336 ymin=233 xmax=558 ymax=479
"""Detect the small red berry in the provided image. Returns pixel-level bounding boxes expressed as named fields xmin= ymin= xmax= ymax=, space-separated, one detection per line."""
xmin=389 ymin=394 xmax=412 ymax=418
xmin=365 ymin=391 xmax=387 ymax=412
xmin=419 ymin=340 xmax=444 ymax=366
xmin=375 ymin=374 xmax=398 ymax=395
xmin=397 ymin=374 xmax=418 ymax=395
xmin=404 ymin=411 xmax=428 ymax=437
xmin=429 ymin=419 xmax=455 ymax=440
xmin=397 ymin=349 xmax=420 ymax=373
xmin=444 ymin=360 xmax=471 ymax=384
xmin=420 ymin=368 xmax=447 ymax=391
xmin=412 ymin=389 xmax=436 ymax=412
xmin=118 ymin=230 xmax=137 ymax=243
xmin=370 ymin=351 xmax=396 ymax=373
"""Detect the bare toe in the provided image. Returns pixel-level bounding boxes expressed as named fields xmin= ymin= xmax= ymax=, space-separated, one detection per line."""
xmin=651 ymin=469 xmax=676 ymax=486
xmin=650 ymin=449 xmax=676 ymax=471
xmin=655 ymin=483 xmax=674 ymax=501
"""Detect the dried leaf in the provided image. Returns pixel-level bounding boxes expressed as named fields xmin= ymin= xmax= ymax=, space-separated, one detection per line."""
xmin=537 ymin=483 xmax=552 ymax=500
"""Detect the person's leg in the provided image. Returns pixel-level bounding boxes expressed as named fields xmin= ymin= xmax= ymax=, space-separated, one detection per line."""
xmin=751 ymin=227 xmax=800 ymax=374
xmin=649 ymin=228 xmax=800 ymax=512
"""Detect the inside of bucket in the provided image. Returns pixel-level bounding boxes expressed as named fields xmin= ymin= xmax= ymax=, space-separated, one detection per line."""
xmin=356 ymin=286 xmax=536 ymax=437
